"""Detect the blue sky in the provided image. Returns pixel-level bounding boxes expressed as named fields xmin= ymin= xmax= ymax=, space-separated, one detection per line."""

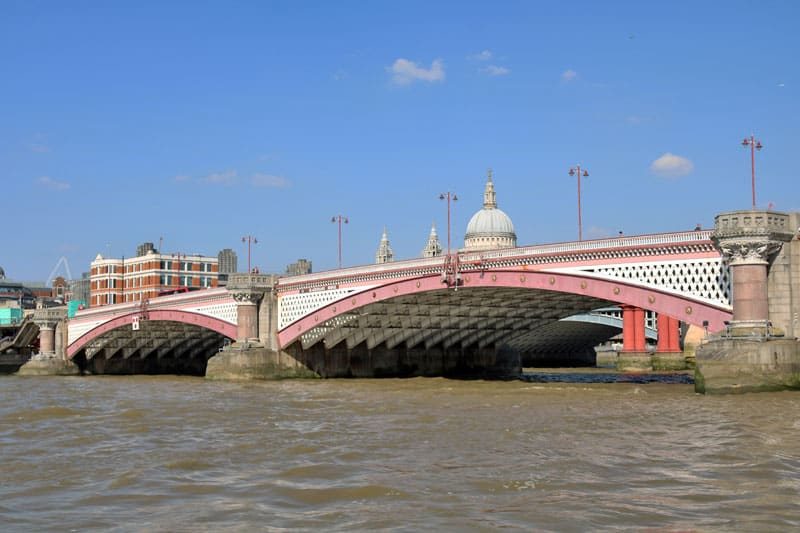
xmin=2 ymin=1 xmax=798 ymax=281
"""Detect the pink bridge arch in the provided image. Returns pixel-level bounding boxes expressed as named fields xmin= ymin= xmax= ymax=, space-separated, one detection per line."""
xmin=277 ymin=270 xmax=732 ymax=348
xmin=67 ymin=309 xmax=237 ymax=359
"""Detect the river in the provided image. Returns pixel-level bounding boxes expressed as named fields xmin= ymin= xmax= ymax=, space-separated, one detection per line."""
xmin=1 ymin=375 xmax=799 ymax=531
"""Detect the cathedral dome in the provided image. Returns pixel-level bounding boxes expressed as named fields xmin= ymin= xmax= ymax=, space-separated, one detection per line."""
xmin=463 ymin=170 xmax=517 ymax=251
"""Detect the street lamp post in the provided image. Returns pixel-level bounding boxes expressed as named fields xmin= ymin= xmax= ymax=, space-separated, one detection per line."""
xmin=741 ymin=134 xmax=763 ymax=209
xmin=568 ymin=165 xmax=589 ymax=241
xmin=241 ymin=236 xmax=257 ymax=273
xmin=438 ymin=192 xmax=458 ymax=256
xmin=331 ymin=215 xmax=348 ymax=269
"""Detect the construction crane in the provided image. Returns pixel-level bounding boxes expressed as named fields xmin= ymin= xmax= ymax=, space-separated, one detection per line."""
xmin=46 ymin=256 xmax=73 ymax=286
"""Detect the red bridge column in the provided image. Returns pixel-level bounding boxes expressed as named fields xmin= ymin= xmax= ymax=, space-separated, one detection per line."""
xmin=621 ymin=305 xmax=646 ymax=353
xmin=656 ymin=315 xmax=681 ymax=353
xmin=618 ymin=305 xmax=651 ymax=371
xmin=621 ymin=305 xmax=635 ymax=352
xmin=653 ymin=314 xmax=685 ymax=370
xmin=633 ymin=307 xmax=646 ymax=352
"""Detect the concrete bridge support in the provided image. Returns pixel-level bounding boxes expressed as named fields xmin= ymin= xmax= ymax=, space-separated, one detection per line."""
xmin=17 ymin=308 xmax=79 ymax=376
xmin=206 ymin=274 xmax=317 ymax=380
xmin=233 ymin=290 xmax=261 ymax=343
xmin=696 ymin=210 xmax=800 ymax=393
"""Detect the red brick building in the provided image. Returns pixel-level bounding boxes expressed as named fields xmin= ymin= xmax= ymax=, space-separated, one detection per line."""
xmin=90 ymin=250 xmax=219 ymax=307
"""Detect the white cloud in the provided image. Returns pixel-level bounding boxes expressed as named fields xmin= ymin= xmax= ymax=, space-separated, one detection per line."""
xmin=29 ymin=143 xmax=50 ymax=153
xmin=388 ymin=58 xmax=445 ymax=85
xmin=470 ymin=50 xmax=492 ymax=61
xmin=251 ymin=173 xmax=290 ymax=188
xmin=36 ymin=176 xmax=70 ymax=190
xmin=203 ymin=169 xmax=237 ymax=185
xmin=561 ymin=69 xmax=578 ymax=82
xmin=650 ymin=153 xmax=694 ymax=178
xmin=480 ymin=65 xmax=510 ymax=76
xmin=173 ymin=174 xmax=191 ymax=182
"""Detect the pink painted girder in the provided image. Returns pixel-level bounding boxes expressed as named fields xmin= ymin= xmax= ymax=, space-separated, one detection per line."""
xmin=67 ymin=310 xmax=237 ymax=359
xmin=277 ymin=270 xmax=732 ymax=349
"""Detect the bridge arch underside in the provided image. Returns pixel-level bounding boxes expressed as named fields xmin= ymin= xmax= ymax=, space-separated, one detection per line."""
xmin=71 ymin=319 xmax=233 ymax=376
xmin=284 ymin=287 xmax=618 ymax=377
xmin=280 ymin=270 xmax=731 ymax=378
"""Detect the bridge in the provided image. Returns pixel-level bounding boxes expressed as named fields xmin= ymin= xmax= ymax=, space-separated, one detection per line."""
xmin=48 ymin=227 xmax=732 ymax=376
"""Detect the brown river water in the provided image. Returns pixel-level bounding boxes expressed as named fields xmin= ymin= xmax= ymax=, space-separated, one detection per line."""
xmin=1 ymin=375 xmax=799 ymax=531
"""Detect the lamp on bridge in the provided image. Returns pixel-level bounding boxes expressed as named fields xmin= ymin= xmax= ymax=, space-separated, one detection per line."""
xmin=438 ymin=191 xmax=457 ymax=256
xmin=741 ymin=134 xmax=763 ymax=210
xmin=568 ymin=165 xmax=589 ymax=241
xmin=331 ymin=215 xmax=349 ymax=269
xmin=241 ymin=236 xmax=258 ymax=273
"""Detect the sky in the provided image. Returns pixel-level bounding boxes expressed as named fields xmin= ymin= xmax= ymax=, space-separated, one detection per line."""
xmin=2 ymin=1 xmax=798 ymax=282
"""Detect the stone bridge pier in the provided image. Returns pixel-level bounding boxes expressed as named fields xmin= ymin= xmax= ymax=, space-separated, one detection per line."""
xmin=696 ymin=210 xmax=800 ymax=393
xmin=205 ymin=274 xmax=317 ymax=380
xmin=17 ymin=307 xmax=79 ymax=376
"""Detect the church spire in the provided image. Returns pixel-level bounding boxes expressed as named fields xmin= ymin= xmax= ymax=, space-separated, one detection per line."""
xmin=375 ymin=226 xmax=394 ymax=264
xmin=421 ymin=223 xmax=443 ymax=257
xmin=483 ymin=168 xmax=497 ymax=209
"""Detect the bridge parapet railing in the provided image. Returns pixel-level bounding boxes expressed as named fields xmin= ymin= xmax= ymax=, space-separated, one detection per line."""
xmin=277 ymin=230 xmax=716 ymax=292
xmin=459 ymin=230 xmax=714 ymax=263
xmin=33 ymin=307 xmax=67 ymax=323
xmin=226 ymin=273 xmax=278 ymax=291
xmin=70 ymin=288 xmax=232 ymax=322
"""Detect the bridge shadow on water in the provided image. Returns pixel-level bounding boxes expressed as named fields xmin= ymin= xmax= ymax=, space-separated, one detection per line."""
xmin=520 ymin=369 xmax=694 ymax=384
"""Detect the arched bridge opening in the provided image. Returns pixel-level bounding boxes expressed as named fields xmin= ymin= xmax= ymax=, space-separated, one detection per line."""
xmin=277 ymin=270 xmax=731 ymax=377
xmin=68 ymin=310 xmax=236 ymax=376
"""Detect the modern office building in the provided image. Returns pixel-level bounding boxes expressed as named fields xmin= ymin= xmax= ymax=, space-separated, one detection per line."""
xmin=285 ymin=259 xmax=312 ymax=277
xmin=218 ymin=248 xmax=238 ymax=274
xmin=136 ymin=242 xmax=157 ymax=257
xmin=68 ymin=272 xmax=91 ymax=306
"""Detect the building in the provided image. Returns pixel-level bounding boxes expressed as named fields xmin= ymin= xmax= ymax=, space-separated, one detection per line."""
xmin=463 ymin=169 xmax=517 ymax=251
xmin=375 ymin=227 xmax=394 ymax=264
xmin=217 ymin=248 xmax=238 ymax=285
xmin=218 ymin=248 xmax=238 ymax=274
xmin=0 ymin=266 xmax=71 ymax=309
xmin=136 ymin=242 xmax=157 ymax=257
xmin=51 ymin=276 xmax=67 ymax=301
xmin=421 ymin=224 xmax=443 ymax=257
xmin=68 ymin=272 xmax=91 ymax=306
xmin=286 ymin=259 xmax=312 ymax=277
xmin=90 ymin=250 xmax=219 ymax=307
xmin=0 ymin=278 xmax=35 ymax=309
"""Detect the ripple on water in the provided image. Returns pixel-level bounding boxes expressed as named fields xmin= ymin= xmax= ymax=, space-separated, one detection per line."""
xmin=1 ymin=375 xmax=799 ymax=530
xmin=1 ymin=405 xmax=82 ymax=423
xmin=164 ymin=458 xmax=214 ymax=471
xmin=271 ymin=483 xmax=409 ymax=506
